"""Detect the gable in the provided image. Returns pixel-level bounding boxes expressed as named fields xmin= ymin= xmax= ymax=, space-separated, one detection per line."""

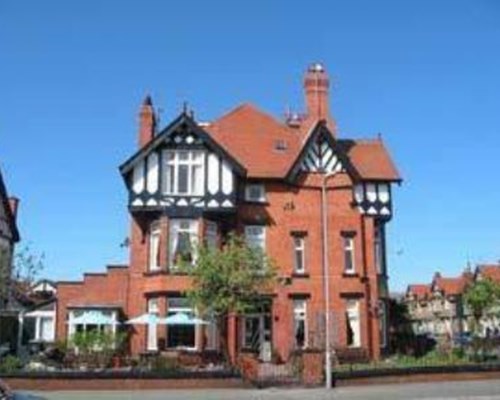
xmin=287 ymin=121 xmax=356 ymax=181
xmin=119 ymin=112 xmax=246 ymax=212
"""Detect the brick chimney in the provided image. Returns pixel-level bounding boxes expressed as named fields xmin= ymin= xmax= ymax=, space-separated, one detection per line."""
xmin=138 ymin=95 xmax=156 ymax=148
xmin=8 ymin=197 xmax=19 ymax=221
xmin=304 ymin=63 xmax=336 ymax=134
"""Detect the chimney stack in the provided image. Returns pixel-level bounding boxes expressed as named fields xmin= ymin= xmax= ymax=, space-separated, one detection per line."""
xmin=8 ymin=197 xmax=19 ymax=221
xmin=138 ymin=95 xmax=156 ymax=148
xmin=303 ymin=63 xmax=336 ymax=134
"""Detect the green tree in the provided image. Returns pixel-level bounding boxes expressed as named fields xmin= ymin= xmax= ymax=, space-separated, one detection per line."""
xmin=182 ymin=233 xmax=276 ymax=364
xmin=464 ymin=278 xmax=500 ymax=334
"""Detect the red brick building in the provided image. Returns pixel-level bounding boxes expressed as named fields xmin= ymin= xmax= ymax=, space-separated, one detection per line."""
xmin=56 ymin=64 xmax=400 ymax=362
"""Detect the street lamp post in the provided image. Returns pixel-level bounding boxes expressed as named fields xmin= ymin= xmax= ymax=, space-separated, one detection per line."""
xmin=321 ymin=171 xmax=337 ymax=389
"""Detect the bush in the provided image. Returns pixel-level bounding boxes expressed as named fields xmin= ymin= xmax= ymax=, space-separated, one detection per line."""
xmin=0 ymin=355 xmax=23 ymax=373
xmin=151 ymin=356 xmax=179 ymax=372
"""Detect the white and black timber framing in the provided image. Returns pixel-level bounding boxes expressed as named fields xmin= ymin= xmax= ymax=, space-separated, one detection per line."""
xmin=119 ymin=112 xmax=246 ymax=217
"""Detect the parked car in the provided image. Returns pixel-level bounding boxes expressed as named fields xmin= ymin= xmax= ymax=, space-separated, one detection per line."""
xmin=453 ymin=332 xmax=472 ymax=346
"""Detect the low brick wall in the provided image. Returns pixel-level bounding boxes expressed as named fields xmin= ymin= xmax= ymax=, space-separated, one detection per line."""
xmin=1 ymin=370 xmax=247 ymax=391
xmin=4 ymin=377 xmax=247 ymax=391
xmin=301 ymin=350 xmax=324 ymax=386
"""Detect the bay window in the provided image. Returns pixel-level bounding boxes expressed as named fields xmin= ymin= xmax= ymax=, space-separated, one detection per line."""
xmin=163 ymin=150 xmax=205 ymax=196
xmin=149 ymin=224 xmax=161 ymax=271
xmin=167 ymin=297 xmax=196 ymax=349
xmin=169 ymin=219 xmax=198 ymax=269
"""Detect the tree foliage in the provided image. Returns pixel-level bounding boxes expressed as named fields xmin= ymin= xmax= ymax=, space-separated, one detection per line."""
xmin=182 ymin=233 xmax=276 ymax=361
xmin=464 ymin=278 xmax=500 ymax=330
xmin=12 ymin=244 xmax=45 ymax=286
xmin=184 ymin=233 xmax=276 ymax=316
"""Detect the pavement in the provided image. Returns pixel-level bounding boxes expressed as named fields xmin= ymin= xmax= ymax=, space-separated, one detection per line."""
xmin=15 ymin=379 xmax=500 ymax=400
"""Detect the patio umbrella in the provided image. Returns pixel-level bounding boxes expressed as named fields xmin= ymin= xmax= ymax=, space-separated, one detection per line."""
xmin=125 ymin=313 xmax=167 ymax=325
xmin=163 ymin=312 xmax=209 ymax=326
xmin=70 ymin=310 xmax=118 ymax=325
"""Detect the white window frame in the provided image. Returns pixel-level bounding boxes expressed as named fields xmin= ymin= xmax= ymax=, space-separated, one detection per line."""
xmin=245 ymin=183 xmax=266 ymax=203
xmin=244 ymin=225 xmax=266 ymax=252
xmin=342 ymin=235 xmax=356 ymax=274
xmin=293 ymin=235 xmax=306 ymax=274
xmin=162 ymin=150 xmax=205 ymax=196
xmin=147 ymin=298 xmax=159 ymax=351
xmin=346 ymin=300 xmax=361 ymax=348
xmin=169 ymin=219 xmax=199 ymax=269
xmin=293 ymin=299 xmax=307 ymax=349
xmin=149 ymin=224 xmax=161 ymax=271
xmin=205 ymin=221 xmax=218 ymax=249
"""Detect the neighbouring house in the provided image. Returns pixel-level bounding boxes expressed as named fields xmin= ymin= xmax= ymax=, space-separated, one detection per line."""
xmin=404 ymin=265 xmax=500 ymax=340
xmin=473 ymin=264 xmax=500 ymax=336
xmin=0 ymin=166 xmax=20 ymax=353
xmin=14 ymin=279 xmax=57 ymax=355
xmin=56 ymin=63 xmax=401 ymax=363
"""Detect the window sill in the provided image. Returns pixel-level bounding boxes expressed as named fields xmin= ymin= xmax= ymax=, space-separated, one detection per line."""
xmin=342 ymin=272 xmax=359 ymax=278
xmin=291 ymin=272 xmax=309 ymax=278
xmin=143 ymin=269 xmax=169 ymax=277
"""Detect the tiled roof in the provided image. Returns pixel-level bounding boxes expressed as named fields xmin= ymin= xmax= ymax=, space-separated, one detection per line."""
xmin=407 ymin=284 xmax=431 ymax=299
xmin=433 ymin=274 xmax=472 ymax=296
xmin=206 ymin=103 xmax=301 ymax=178
xmin=205 ymin=103 xmax=401 ymax=181
xmin=477 ymin=264 xmax=500 ymax=283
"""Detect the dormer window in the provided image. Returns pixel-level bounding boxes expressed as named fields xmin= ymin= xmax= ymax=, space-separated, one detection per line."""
xmin=245 ymin=183 xmax=266 ymax=203
xmin=163 ymin=150 xmax=205 ymax=196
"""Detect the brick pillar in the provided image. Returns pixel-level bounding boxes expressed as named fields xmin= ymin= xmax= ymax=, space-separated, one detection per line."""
xmin=227 ymin=313 xmax=238 ymax=365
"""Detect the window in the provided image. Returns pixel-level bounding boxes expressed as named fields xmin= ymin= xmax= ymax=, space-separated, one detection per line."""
xmin=149 ymin=224 xmax=161 ymax=271
xmin=293 ymin=300 xmax=307 ymax=349
xmin=346 ymin=300 xmax=361 ymax=347
xmin=379 ymin=301 xmax=387 ymax=348
xmin=293 ymin=235 xmax=306 ymax=274
xmin=147 ymin=298 xmax=159 ymax=351
xmin=163 ymin=150 xmax=205 ymax=196
xmin=167 ymin=297 xmax=196 ymax=349
xmin=374 ymin=224 xmax=385 ymax=275
xmin=169 ymin=219 xmax=198 ymax=269
xmin=244 ymin=225 xmax=266 ymax=251
xmin=245 ymin=225 xmax=266 ymax=269
xmin=38 ymin=316 xmax=55 ymax=342
xmin=342 ymin=234 xmax=356 ymax=274
xmin=245 ymin=184 xmax=266 ymax=202
xmin=205 ymin=221 xmax=218 ymax=249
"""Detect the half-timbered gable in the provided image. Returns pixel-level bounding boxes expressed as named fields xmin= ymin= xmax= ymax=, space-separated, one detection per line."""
xmin=120 ymin=112 xmax=246 ymax=216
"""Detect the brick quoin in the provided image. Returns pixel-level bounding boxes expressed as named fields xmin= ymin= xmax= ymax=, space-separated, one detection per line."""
xmin=55 ymin=64 xmax=400 ymax=366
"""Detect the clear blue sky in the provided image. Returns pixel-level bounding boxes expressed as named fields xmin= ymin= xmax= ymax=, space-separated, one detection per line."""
xmin=1 ymin=0 xmax=499 ymax=291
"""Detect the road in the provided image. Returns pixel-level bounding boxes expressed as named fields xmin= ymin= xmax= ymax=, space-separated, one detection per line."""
xmin=16 ymin=379 xmax=500 ymax=400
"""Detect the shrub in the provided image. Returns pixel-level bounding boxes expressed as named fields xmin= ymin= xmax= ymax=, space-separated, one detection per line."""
xmin=0 ymin=355 xmax=23 ymax=373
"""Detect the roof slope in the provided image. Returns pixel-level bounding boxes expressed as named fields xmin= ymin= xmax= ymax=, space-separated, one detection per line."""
xmin=205 ymin=104 xmax=301 ymax=178
xmin=407 ymin=284 xmax=431 ymax=299
xmin=205 ymin=103 xmax=401 ymax=181
xmin=477 ymin=264 xmax=500 ymax=282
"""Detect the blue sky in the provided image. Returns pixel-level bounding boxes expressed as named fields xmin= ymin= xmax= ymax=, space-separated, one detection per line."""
xmin=1 ymin=0 xmax=499 ymax=291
